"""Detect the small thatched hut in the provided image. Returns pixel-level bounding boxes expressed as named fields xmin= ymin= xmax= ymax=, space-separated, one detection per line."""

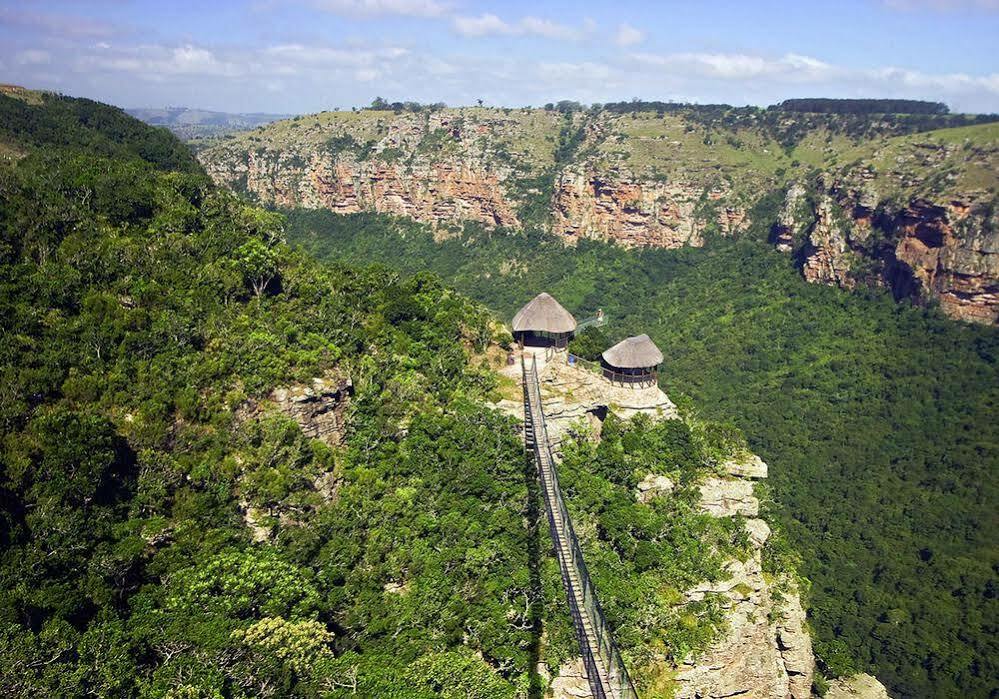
xmin=512 ymin=293 xmax=577 ymax=348
xmin=601 ymin=334 xmax=663 ymax=385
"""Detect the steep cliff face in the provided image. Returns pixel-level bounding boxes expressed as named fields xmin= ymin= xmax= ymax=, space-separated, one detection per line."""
xmin=891 ymin=199 xmax=999 ymax=323
xmin=201 ymin=109 xmax=540 ymax=230
xmin=552 ymin=167 xmax=747 ymax=248
xmin=773 ymin=171 xmax=999 ymax=324
xmin=199 ymin=108 xmax=997 ymax=322
xmin=676 ymin=455 xmax=814 ymax=699
xmin=503 ymin=357 xmax=816 ymax=699
xmin=199 ymin=107 xmax=758 ymax=245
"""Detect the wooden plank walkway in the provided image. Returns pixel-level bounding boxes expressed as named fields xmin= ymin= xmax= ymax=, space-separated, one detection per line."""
xmin=522 ymin=355 xmax=637 ymax=699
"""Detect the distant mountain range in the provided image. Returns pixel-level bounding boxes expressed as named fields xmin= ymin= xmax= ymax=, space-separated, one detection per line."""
xmin=126 ymin=106 xmax=296 ymax=140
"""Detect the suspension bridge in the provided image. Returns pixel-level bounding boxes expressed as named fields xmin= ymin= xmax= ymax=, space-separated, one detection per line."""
xmin=522 ymin=354 xmax=638 ymax=699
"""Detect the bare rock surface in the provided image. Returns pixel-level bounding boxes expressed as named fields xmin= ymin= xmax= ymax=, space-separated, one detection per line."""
xmin=269 ymin=374 xmax=352 ymax=446
xmin=536 ymin=358 xmax=678 ymax=443
xmin=675 ymin=553 xmax=813 ymax=699
xmin=745 ymin=518 xmax=772 ymax=548
xmin=775 ymin=172 xmax=999 ymax=325
xmin=549 ymin=658 xmax=592 ymax=699
xmin=698 ymin=477 xmax=760 ymax=517
xmin=636 ymin=473 xmax=675 ymax=503
xmin=777 ymin=593 xmax=816 ymax=699
xmin=552 ymin=168 xmax=749 ymax=248
xmin=723 ymin=453 xmax=768 ymax=479
xmin=674 ymin=421 xmax=814 ymax=698
xmin=825 ymin=673 xmax=893 ymax=699
xmin=235 ymin=372 xmax=351 ymax=541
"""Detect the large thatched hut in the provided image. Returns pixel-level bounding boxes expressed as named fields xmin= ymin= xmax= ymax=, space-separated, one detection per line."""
xmin=512 ymin=293 xmax=577 ymax=349
xmin=601 ymin=334 xmax=663 ymax=385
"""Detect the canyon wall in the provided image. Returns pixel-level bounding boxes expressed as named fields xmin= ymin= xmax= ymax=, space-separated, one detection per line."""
xmin=199 ymin=108 xmax=997 ymax=324
xmin=199 ymin=108 xmax=752 ymax=250
xmin=199 ymin=109 xmax=533 ymax=231
xmin=773 ymin=174 xmax=999 ymax=325
xmin=552 ymin=167 xmax=747 ymax=248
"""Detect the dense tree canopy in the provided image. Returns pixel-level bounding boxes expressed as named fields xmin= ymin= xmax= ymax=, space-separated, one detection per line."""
xmin=775 ymin=98 xmax=950 ymax=115
xmin=0 ymin=146 xmax=551 ymax=697
xmin=290 ymin=210 xmax=999 ymax=698
xmin=0 ymin=90 xmax=203 ymax=173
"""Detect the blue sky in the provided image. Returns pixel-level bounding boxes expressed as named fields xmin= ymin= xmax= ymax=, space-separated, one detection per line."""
xmin=2 ymin=0 xmax=998 ymax=113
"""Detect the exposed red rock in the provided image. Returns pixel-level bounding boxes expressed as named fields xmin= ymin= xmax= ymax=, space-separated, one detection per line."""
xmin=775 ymin=175 xmax=998 ymax=325
xmin=552 ymin=167 xmax=748 ymax=248
xmin=234 ymin=150 xmax=520 ymax=230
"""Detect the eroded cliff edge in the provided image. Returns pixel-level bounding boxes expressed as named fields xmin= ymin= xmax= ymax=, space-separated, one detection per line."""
xmin=495 ymin=356 xmax=816 ymax=698
xmin=772 ymin=169 xmax=998 ymax=325
xmin=199 ymin=108 xmax=997 ymax=324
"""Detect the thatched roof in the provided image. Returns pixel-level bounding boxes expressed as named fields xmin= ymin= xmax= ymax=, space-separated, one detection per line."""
xmin=602 ymin=334 xmax=664 ymax=368
xmin=512 ymin=293 xmax=577 ymax=334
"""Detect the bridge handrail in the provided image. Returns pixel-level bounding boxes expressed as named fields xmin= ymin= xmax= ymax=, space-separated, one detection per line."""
xmin=523 ymin=355 xmax=638 ymax=699
xmin=576 ymin=313 xmax=608 ymax=331
xmin=567 ymin=353 xmax=658 ymax=389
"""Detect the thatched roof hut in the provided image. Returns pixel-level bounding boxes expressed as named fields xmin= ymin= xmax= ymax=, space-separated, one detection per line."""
xmin=512 ymin=293 xmax=577 ymax=334
xmin=602 ymin=334 xmax=664 ymax=369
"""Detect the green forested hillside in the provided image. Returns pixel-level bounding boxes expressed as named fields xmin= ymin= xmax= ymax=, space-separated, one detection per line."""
xmin=0 ymin=86 xmax=202 ymax=173
xmin=0 ymin=150 xmax=542 ymax=697
xmin=289 ymin=211 xmax=999 ymax=698
xmin=0 ymin=94 xmax=775 ymax=698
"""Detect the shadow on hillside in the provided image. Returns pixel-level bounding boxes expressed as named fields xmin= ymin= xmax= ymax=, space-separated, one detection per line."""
xmin=524 ymin=451 xmax=544 ymax=699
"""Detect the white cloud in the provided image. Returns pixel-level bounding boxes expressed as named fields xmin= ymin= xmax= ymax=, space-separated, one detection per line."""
xmin=6 ymin=34 xmax=998 ymax=115
xmin=520 ymin=17 xmax=584 ymax=40
xmin=265 ymin=43 xmax=407 ymax=68
xmin=613 ymin=23 xmax=645 ymax=47
xmin=0 ymin=8 xmax=118 ymax=38
xmin=310 ymin=0 xmax=448 ymax=17
xmin=630 ymin=51 xmax=835 ymax=81
xmin=15 ymin=49 xmax=51 ymax=66
xmin=452 ymin=13 xmax=592 ymax=40
xmin=453 ymin=13 xmax=513 ymax=37
xmin=537 ymin=61 xmax=615 ymax=83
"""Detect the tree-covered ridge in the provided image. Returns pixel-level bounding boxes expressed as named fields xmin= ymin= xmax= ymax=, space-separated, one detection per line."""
xmin=775 ymin=98 xmax=950 ymax=115
xmin=0 ymin=88 xmax=202 ymax=173
xmin=289 ymin=210 xmax=999 ymax=698
xmin=554 ymin=414 xmax=754 ymax=694
xmin=0 ymin=148 xmax=544 ymax=697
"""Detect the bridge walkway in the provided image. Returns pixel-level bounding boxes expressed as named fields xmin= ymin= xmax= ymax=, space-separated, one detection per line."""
xmin=522 ymin=355 xmax=637 ymax=699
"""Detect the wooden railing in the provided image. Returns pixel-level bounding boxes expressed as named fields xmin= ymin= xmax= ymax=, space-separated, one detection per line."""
xmin=567 ymin=354 xmax=658 ymax=389
xmin=522 ymin=355 xmax=638 ymax=699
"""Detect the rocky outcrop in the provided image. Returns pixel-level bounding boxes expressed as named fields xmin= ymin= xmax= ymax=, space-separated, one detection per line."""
xmin=826 ymin=673 xmax=893 ymax=699
xmin=698 ymin=477 xmax=760 ymax=517
xmin=235 ymin=372 xmax=352 ymax=447
xmin=534 ymin=355 xmax=678 ymax=443
xmin=723 ymin=453 xmax=768 ymax=479
xmin=635 ymin=473 xmax=675 ymax=503
xmin=234 ymin=373 xmax=352 ymax=541
xmin=775 ymin=173 xmax=999 ymax=325
xmin=800 ymin=194 xmax=862 ymax=290
xmin=209 ymin=149 xmax=521 ymax=230
xmin=773 ymin=181 xmax=809 ymax=253
xmin=269 ymin=374 xmax=353 ymax=446
xmin=676 ymin=458 xmax=815 ymax=699
xmin=552 ymin=167 xmax=749 ymax=248
xmin=549 ymin=658 xmax=592 ymax=699
xmin=891 ymin=199 xmax=999 ymax=324
xmin=511 ymin=350 xmax=815 ymax=699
